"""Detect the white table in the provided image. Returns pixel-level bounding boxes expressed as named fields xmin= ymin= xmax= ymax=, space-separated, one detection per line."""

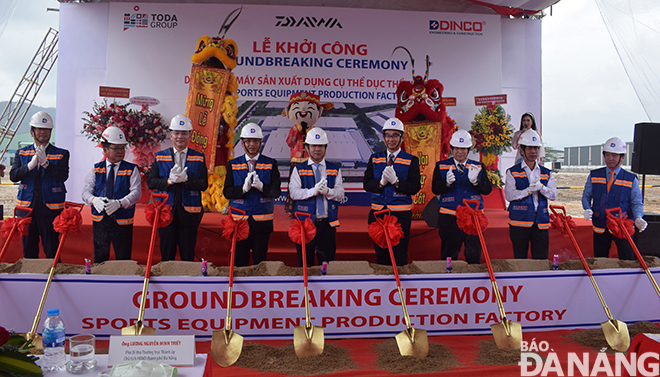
xmin=41 ymin=354 xmax=208 ymax=376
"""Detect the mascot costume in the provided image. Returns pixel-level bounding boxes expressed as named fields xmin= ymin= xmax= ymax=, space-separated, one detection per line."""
xmin=185 ymin=8 xmax=241 ymax=213
xmin=394 ymin=47 xmax=455 ymax=219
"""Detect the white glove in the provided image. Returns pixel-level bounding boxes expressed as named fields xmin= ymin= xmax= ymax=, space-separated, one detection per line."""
xmin=27 ymin=154 xmax=39 ymax=170
xmin=169 ymin=169 xmax=182 ymax=184
xmin=385 ymin=166 xmax=398 ymax=184
xmin=584 ymin=209 xmax=593 ymax=220
xmin=170 ymin=164 xmax=182 ymax=176
xmin=380 ymin=170 xmax=388 ymax=186
xmin=467 ymin=165 xmax=481 ymax=185
xmin=176 ymin=167 xmax=188 ymax=183
xmin=252 ymin=173 xmax=264 ymax=191
xmin=317 ymin=179 xmax=329 ymax=195
xmin=92 ymin=197 xmax=106 ymax=213
xmin=104 ymin=199 xmax=121 ymax=216
xmin=635 ymin=218 xmax=648 ymax=233
xmin=446 ymin=166 xmax=456 ymax=185
xmin=242 ymin=171 xmax=254 ymax=193
xmin=528 ymin=181 xmax=543 ymax=192
xmin=36 ymin=146 xmax=47 ymax=165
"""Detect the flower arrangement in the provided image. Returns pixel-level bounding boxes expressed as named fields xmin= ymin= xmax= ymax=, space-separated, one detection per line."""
xmin=469 ymin=103 xmax=513 ymax=156
xmin=0 ymin=326 xmax=41 ymax=376
xmin=81 ymin=101 xmax=168 ymax=147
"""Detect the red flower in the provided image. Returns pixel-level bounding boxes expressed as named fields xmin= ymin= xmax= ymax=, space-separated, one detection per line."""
xmin=0 ymin=326 xmax=10 ymax=346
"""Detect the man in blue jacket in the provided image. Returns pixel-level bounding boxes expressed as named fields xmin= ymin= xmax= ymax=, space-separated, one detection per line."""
xmin=223 ymin=123 xmax=281 ymax=266
xmin=82 ymin=127 xmax=141 ymax=263
xmin=363 ymin=118 xmax=421 ymax=266
xmin=10 ymin=111 xmax=69 ymax=258
xmin=582 ymin=137 xmax=646 ymax=260
xmin=432 ymin=130 xmax=492 ymax=264
xmin=147 ymin=114 xmax=208 ymax=261
xmin=289 ymin=127 xmax=344 ymax=267
xmin=504 ymin=129 xmax=557 ymax=259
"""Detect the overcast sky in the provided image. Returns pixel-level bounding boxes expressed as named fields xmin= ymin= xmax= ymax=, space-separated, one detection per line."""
xmin=0 ymin=0 xmax=650 ymax=149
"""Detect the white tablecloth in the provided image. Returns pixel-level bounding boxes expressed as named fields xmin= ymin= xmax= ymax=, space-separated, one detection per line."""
xmin=41 ymin=354 xmax=208 ymax=376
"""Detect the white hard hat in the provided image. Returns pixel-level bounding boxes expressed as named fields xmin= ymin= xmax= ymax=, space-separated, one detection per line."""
xmin=169 ymin=114 xmax=193 ymax=131
xmin=382 ymin=117 xmax=404 ymax=133
xmin=305 ymin=127 xmax=328 ymax=145
xmin=450 ymin=129 xmax=472 ymax=148
xmin=101 ymin=126 xmax=128 ymax=145
xmin=519 ymin=129 xmax=542 ymax=147
xmin=30 ymin=111 xmax=54 ymax=129
xmin=240 ymin=123 xmax=263 ymax=139
xmin=603 ymin=137 xmax=626 ymax=154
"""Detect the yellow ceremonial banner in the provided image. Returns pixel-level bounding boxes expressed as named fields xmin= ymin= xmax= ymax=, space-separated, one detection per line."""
xmin=184 ymin=65 xmax=230 ymax=171
xmin=402 ymin=120 xmax=443 ymax=220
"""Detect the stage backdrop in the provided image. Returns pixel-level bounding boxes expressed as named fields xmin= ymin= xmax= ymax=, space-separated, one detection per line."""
xmin=56 ymin=3 xmax=541 ymax=203
xmin=1 ymin=269 xmax=658 ymax=340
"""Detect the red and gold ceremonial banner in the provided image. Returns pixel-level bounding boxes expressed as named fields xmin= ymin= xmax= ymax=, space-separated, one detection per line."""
xmin=402 ymin=120 xmax=444 ymax=220
xmin=184 ymin=65 xmax=231 ymax=171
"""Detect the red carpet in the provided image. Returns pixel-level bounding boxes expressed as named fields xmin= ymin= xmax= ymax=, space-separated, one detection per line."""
xmin=0 ymin=192 xmax=597 ymax=267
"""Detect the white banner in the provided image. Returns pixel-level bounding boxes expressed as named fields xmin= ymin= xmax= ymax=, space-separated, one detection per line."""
xmin=2 ymin=269 xmax=659 ymax=340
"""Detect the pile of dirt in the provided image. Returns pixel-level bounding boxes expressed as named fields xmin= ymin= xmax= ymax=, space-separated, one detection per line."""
xmin=234 ymin=342 xmax=356 ymax=375
xmin=564 ymin=321 xmax=660 ymax=353
xmin=374 ymin=339 xmax=458 ymax=374
xmin=476 ymin=340 xmax=530 ymax=365
xmin=276 ymin=265 xmax=322 ymax=276
xmin=370 ymin=263 xmax=424 ymax=275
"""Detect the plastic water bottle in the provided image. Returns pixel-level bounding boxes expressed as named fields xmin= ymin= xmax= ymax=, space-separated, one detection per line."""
xmin=41 ymin=308 xmax=66 ymax=371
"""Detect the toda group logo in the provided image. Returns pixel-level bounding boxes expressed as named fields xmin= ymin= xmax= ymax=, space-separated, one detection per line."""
xmin=429 ymin=19 xmax=485 ymax=36
xmin=123 ymin=6 xmax=178 ymax=31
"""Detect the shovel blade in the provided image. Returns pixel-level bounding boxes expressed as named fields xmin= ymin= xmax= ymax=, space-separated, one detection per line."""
xmin=395 ymin=327 xmax=429 ymax=359
xmin=491 ymin=319 xmax=522 ymax=350
xmin=601 ymin=319 xmax=630 ymax=352
xmin=293 ymin=325 xmax=324 ymax=358
xmin=21 ymin=333 xmax=43 ymax=350
xmin=211 ymin=329 xmax=243 ymax=367
xmin=121 ymin=322 xmax=156 ymax=336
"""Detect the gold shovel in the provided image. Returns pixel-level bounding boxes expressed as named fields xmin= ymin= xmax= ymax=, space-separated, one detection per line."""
xmin=25 ymin=202 xmax=84 ymax=348
xmin=550 ymin=205 xmax=630 ymax=352
xmin=606 ymin=207 xmax=660 ymax=301
xmin=122 ymin=193 xmax=170 ymax=336
xmin=291 ymin=212 xmax=324 ymax=358
xmin=211 ymin=207 xmax=248 ymax=367
xmin=463 ymin=199 xmax=522 ymax=350
xmin=372 ymin=209 xmax=428 ymax=358
xmin=0 ymin=206 xmax=33 ymax=263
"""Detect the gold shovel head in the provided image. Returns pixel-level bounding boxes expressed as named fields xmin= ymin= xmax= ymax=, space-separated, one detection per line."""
xmin=395 ymin=327 xmax=429 ymax=359
xmin=293 ymin=325 xmax=324 ymax=358
xmin=21 ymin=332 xmax=43 ymax=350
xmin=121 ymin=321 xmax=156 ymax=336
xmin=211 ymin=329 xmax=244 ymax=367
xmin=491 ymin=319 xmax=522 ymax=350
xmin=601 ymin=319 xmax=630 ymax=352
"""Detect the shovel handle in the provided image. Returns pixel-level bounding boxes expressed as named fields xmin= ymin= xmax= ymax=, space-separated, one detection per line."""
xmin=293 ymin=211 xmax=314 ymax=327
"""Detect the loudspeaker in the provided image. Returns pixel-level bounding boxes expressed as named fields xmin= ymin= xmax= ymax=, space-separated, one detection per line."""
xmin=634 ymin=213 xmax=660 ymax=257
xmin=632 ymin=122 xmax=660 ymax=175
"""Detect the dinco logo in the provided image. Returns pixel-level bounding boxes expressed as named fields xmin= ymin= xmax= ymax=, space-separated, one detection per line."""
xmin=429 ymin=19 xmax=485 ymax=34
xmin=275 ymin=16 xmax=343 ymax=28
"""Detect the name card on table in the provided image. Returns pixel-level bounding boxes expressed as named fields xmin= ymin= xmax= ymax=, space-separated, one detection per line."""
xmin=108 ymin=335 xmax=196 ymax=367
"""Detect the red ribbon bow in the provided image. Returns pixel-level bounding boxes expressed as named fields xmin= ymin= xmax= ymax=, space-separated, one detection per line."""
xmin=221 ymin=211 xmax=249 ymax=242
xmin=0 ymin=216 xmax=32 ymax=243
xmin=145 ymin=199 xmax=173 ymax=228
xmin=53 ymin=205 xmax=83 ymax=233
xmin=549 ymin=213 xmax=576 ymax=236
xmin=288 ymin=215 xmax=317 ymax=245
xmin=605 ymin=211 xmax=634 ymax=239
xmin=368 ymin=213 xmax=404 ymax=249
xmin=455 ymin=204 xmax=489 ymax=235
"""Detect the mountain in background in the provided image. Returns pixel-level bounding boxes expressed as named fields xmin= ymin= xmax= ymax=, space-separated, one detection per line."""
xmin=0 ymin=102 xmax=58 ymax=164
xmin=0 ymin=102 xmax=57 ymax=134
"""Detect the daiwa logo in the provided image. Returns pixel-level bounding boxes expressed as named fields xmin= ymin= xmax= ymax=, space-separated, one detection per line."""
xmin=275 ymin=16 xmax=343 ymax=28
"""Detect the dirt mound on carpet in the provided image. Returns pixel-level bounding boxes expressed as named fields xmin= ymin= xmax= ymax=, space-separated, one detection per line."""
xmin=234 ymin=342 xmax=356 ymax=375
xmin=374 ymin=339 xmax=458 ymax=374
xmin=476 ymin=340 xmax=539 ymax=365
xmin=565 ymin=321 xmax=660 ymax=353
xmin=370 ymin=263 xmax=424 ymax=275
xmin=276 ymin=265 xmax=323 ymax=276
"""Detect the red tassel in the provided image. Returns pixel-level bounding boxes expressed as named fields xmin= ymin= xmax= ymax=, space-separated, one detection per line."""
xmin=0 ymin=217 xmax=31 ymax=243
xmin=53 ymin=207 xmax=83 ymax=233
xmin=550 ymin=213 xmax=576 ymax=236
xmin=145 ymin=201 xmax=173 ymax=228
xmin=368 ymin=214 xmax=404 ymax=248
xmin=288 ymin=218 xmax=316 ymax=245
xmin=455 ymin=205 xmax=488 ymax=235
xmin=221 ymin=214 xmax=249 ymax=242
xmin=606 ymin=216 xmax=634 ymax=239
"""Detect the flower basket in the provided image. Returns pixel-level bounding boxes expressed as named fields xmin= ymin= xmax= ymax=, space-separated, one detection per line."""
xmin=470 ymin=104 xmax=513 ymax=188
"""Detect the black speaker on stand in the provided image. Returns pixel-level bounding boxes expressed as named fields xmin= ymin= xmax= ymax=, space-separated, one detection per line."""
xmin=631 ymin=123 xmax=660 ymax=255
